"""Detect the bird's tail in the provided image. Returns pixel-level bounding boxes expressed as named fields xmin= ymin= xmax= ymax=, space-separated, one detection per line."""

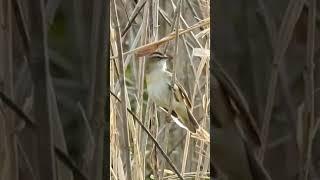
xmin=160 ymin=106 xmax=210 ymax=142
xmin=192 ymin=127 xmax=210 ymax=143
xmin=185 ymin=108 xmax=210 ymax=143
xmin=184 ymin=107 xmax=200 ymax=133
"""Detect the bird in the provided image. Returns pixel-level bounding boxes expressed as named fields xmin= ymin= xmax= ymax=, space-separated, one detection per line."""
xmin=144 ymin=51 xmax=200 ymax=133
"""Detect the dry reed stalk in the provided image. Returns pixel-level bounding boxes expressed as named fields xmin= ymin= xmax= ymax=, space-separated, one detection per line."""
xmin=258 ymin=0 xmax=307 ymax=161
xmin=111 ymin=0 xmax=132 ymax=178
xmin=159 ymin=0 xmax=182 ymax=179
xmin=110 ymin=18 xmax=209 ymax=59
xmin=110 ymin=0 xmax=210 ymax=179
xmin=302 ymin=0 xmax=316 ymax=179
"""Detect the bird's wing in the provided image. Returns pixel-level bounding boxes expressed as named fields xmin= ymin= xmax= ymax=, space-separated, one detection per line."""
xmin=167 ymin=80 xmax=200 ymax=132
xmin=167 ymin=80 xmax=192 ymax=108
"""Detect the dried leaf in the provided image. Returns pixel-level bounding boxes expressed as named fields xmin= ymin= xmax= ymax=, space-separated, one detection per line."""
xmin=136 ymin=43 xmax=161 ymax=57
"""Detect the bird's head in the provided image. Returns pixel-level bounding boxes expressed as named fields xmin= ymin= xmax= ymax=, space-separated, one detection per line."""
xmin=145 ymin=51 xmax=171 ymax=73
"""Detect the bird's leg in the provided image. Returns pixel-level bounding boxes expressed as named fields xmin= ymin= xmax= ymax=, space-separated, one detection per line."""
xmin=159 ymin=107 xmax=177 ymax=123
xmin=165 ymin=115 xmax=172 ymax=123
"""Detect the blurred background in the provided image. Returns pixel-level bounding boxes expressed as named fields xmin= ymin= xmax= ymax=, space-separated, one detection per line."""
xmin=213 ymin=0 xmax=320 ymax=179
xmin=0 ymin=0 xmax=107 ymax=180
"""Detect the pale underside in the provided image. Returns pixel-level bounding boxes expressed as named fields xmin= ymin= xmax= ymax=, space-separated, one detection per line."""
xmin=146 ymin=69 xmax=196 ymax=131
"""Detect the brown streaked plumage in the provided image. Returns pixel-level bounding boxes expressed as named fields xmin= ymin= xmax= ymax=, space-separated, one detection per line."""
xmin=144 ymin=51 xmax=200 ymax=133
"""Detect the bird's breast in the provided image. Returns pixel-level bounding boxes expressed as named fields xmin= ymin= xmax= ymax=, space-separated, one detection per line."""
xmin=146 ymin=73 xmax=171 ymax=107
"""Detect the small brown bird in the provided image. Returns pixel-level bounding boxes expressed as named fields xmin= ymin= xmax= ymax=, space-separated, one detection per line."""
xmin=144 ymin=51 xmax=200 ymax=133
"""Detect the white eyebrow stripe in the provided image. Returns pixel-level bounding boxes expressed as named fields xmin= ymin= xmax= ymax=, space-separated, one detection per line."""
xmin=149 ymin=52 xmax=169 ymax=59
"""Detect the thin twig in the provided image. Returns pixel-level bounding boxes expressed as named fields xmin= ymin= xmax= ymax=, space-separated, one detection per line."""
xmin=121 ymin=0 xmax=147 ymax=37
xmin=110 ymin=18 xmax=209 ymax=59
xmin=163 ymin=0 xmax=182 ymax=53
xmin=111 ymin=0 xmax=132 ymax=178
xmin=257 ymin=0 xmax=299 ymax=141
xmin=185 ymin=0 xmax=201 ymax=21
xmin=110 ymin=91 xmax=185 ymax=180
xmin=54 ymin=147 xmax=89 ymax=180
xmin=303 ymin=0 xmax=316 ymax=179
xmin=17 ymin=138 xmax=36 ymax=179
xmin=160 ymin=1 xmax=182 ymax=179
xmin=12 ymin=0 xmax=31 ymax=53
xmin=258 ymin=0 xmax=307 ymax=161
xmin=0 ymin=91 xmax=36 ymax=128
xmin=0 ymin=90 xmax=88 ymax=179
